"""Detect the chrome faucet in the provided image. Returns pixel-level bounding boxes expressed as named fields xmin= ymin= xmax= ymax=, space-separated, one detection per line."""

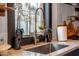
xmin=34 ymin=7 xmax=47 ymax=45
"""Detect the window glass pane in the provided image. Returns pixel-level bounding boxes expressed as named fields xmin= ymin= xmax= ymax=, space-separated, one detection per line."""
xmin=30 ymin=3 xmax=38 ymax=33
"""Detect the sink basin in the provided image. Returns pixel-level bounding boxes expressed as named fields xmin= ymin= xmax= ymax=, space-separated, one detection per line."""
xmin=25 ymin=44 xmax=68 ymax=54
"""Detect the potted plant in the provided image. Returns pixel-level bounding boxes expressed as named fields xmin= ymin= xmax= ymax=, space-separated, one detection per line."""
xmin=39 ymin=26 xmax=44 ymax=30
xmin=39 ymin=23 xmax=45 ymax=30
xmin=39 ymin=24 xmax=46 ymax=33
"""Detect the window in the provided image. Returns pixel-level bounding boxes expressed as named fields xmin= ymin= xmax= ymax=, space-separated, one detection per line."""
xmin=14 ymin=3 xmax=43 ymax=36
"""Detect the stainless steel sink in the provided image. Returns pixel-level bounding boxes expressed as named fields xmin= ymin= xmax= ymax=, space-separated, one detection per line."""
xmin=25 ymin=44 xmax=68 ymax=54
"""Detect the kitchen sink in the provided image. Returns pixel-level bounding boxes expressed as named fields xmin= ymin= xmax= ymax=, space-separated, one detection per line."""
xmin=25 ymin=44 xmax=68 ymax=54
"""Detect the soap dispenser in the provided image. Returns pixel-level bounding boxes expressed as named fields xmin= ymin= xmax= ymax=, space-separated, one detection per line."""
xmin=14 ymin=29 xmax=23 ymax=50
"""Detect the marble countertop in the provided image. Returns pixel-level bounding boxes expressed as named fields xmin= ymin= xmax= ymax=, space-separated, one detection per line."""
xmin=0 ymin=44 xmax=11 ymax=51
xmin=6 ymin=39 xmax=79 ymax=56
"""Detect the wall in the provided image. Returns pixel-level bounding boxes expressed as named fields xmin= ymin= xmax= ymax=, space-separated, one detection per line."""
xmin=0 ymin=4 xmax=8 ymax=43
xmin=57 ymin=4 xmax=75 ymax=25
xmin=62 ymin=4 xmax=75 ymax=22
xmin=52 ymin=3 xmax=58 ymax=40
xmin=52 ymin=3 xmax=76 ymax=40
xmin=60 ymin=4 xmax=79 ymax=29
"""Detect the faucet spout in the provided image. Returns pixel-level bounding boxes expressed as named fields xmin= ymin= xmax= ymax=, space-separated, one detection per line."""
xmin=34 ymin=7 xmax=46 ymax=45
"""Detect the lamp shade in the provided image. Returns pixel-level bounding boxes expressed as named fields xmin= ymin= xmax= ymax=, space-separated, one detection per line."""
xmin=57 ymin=26 xmax=67 ymax=41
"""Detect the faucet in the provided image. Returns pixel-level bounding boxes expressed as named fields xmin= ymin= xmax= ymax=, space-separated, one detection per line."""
xmin=34 ymin=7 xmax=47 ymax=45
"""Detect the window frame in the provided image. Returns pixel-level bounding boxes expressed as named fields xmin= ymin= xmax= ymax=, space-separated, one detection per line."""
xmin=14 ymin=3 xmax=44 ymax=37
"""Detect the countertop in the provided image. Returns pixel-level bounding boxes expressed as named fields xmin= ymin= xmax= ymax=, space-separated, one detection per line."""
xmin=5 ymin=39 xmax=79 ymax=56
xmin=0 ymin=44 xmax=11 ymax=51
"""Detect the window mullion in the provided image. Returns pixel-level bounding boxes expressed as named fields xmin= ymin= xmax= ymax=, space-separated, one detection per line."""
xmin=28 ymin=4 xmax=31 ymax=35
